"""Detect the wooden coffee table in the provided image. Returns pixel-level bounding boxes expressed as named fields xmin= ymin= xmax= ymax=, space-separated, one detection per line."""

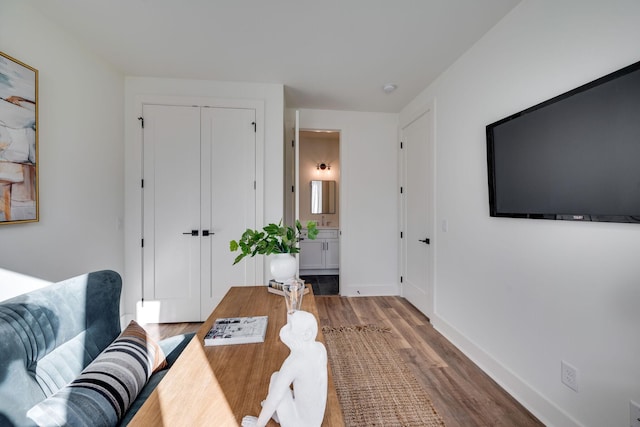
xmin=129 ymin=285 xmax=345 ymax=426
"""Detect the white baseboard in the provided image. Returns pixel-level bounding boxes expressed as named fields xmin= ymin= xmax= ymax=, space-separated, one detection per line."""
xmin=431 ymin=313 xmax=582 ymax=427
xmin=340 ymin=283 xmax=399 ymax=297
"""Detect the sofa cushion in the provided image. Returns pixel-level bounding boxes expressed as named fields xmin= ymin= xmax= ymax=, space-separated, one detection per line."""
xmin=118 ymin=332 xmax=195 ymax=426
xmin=26 ymin=321 xmax=166 ymax=427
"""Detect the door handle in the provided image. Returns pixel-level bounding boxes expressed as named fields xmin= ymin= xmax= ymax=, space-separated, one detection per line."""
xmin=183 ymin=230 xmax=199 ymax=236
xmin=418 ymin=238 xmax=430 ymax=244
xmin=202 ymin=230 xmax=214 ymax=237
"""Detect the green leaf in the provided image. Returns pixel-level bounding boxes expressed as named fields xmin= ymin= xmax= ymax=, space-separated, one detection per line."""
xmin=263 ymin=223 xmax=280 ymax=234
xmin=306 ymin=220 xmax=319 ymax=240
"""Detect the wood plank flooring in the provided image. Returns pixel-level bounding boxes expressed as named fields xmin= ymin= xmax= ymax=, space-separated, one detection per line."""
xmin=150 ymin=295 xmax=543 ymax=427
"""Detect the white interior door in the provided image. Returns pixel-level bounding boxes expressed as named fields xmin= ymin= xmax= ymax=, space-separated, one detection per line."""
xmin=284 ymin=112 xmax=297 ymax=228
xmin=201 ymin=107 xmax=256 ymax=315
xmin=401 ymin=109 xmax=434 ymax=317
xmin=294 ymin=110 xmax=300 ymax=223
xmin=142 ymin=104 xmax=257 ymax=322
xmin=142 ymin=104 xmax=202 ymax=321
xmin=294 ymin=110 xmax=301 ymax=274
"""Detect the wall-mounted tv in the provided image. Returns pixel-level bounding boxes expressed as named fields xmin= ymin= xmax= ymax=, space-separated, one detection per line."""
xmin=486 ymin=60 xmax=640 ymax=224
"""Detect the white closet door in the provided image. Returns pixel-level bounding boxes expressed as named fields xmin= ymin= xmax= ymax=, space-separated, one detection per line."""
xmin=401 ymin=109 xmax=435 ymax=318
xmin=142 ymin=104 xmax=202 ymax=321
xmin=141 ymin=104 xmax=257 ymax=322
xmin=200 ymin=107 xmax=257 ymax=315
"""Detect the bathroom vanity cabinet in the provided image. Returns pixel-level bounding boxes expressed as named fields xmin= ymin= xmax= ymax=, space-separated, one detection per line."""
xmin=299 ymin=228 xmax=339 ymax=274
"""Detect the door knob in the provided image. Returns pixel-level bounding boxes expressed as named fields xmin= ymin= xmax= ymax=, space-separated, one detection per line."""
xmin=418 ymin=238 xmax=430 ymax=244
xmin=182 ymin=230 xmax=199 ymax=236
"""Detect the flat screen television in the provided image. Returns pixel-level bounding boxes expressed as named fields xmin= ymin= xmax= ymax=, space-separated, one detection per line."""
xmin=486 ymin=60 xmax=640 ymax=224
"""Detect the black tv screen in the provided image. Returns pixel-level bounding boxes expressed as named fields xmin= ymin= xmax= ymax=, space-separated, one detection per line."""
xmin=486 ymin=60 xmax=640 ymax=224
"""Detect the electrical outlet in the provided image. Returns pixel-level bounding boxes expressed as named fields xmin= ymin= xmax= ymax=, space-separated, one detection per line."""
xmin=561 ymin=360 xmax=578 ymax=392
xmin=630 ymin=400 xmax=640 ymax=427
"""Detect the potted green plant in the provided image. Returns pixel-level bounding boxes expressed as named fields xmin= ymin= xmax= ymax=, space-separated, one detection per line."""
xmin=230 ymin=219 xmax=319 ymax=282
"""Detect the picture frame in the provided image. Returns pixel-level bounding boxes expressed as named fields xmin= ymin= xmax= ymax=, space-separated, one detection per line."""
xmin=0 ymin=51 xmax=38 ymax=225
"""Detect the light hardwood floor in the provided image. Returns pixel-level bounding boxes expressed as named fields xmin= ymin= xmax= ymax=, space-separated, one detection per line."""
xmin=150 ymin=295 xmax=543 ymax=427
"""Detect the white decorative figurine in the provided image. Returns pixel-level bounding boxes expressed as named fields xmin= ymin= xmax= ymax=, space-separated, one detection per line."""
xmin=241 ymin=310 xmax=328 ymax=427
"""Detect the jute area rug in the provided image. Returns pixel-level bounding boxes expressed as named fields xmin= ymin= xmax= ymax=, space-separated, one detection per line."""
xmin=322 ymin=325 xmax=446 ymax=427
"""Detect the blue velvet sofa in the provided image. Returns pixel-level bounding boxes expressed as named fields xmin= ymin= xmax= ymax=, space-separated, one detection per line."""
xmin=0 ymin=270 xmax=194 ymax=426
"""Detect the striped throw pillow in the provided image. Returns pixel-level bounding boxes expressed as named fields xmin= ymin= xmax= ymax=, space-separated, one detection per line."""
xmin=27 ymin=320 xmax=167 ymax=427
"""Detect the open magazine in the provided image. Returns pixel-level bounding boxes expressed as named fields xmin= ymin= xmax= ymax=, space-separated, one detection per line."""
xmin=203 ymin=316 xmax=268 ymax=346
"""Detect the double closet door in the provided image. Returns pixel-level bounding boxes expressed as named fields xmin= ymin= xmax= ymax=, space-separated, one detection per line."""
xmin=142 ymin=104 xmax=256 ymax=322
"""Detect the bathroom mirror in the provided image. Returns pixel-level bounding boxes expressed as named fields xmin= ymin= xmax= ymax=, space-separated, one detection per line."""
xmin=310 ymin=180 xmax=336 ymax=214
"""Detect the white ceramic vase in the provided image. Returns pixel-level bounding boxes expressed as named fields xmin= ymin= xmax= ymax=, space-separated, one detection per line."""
xmin=270 ymin=253 xmax=297 ymax=283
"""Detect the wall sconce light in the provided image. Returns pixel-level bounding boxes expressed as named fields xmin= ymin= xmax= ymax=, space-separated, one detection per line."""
xmin=316 ymin=163 xmax=331 ymax=171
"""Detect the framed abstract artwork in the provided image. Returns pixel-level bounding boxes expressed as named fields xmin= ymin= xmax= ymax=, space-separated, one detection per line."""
xmin=0 ymin=51 xmax=38 ymax=224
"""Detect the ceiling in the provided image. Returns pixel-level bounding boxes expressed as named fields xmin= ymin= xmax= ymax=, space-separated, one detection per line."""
xmin=27 ymin=0 xmax=521 ymax=113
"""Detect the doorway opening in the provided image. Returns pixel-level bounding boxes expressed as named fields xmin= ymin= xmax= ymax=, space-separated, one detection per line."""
xmin=299 ymin=130 xmax=339 ymax=227
xmin=298 ymin=130 xmax=340 ymax=295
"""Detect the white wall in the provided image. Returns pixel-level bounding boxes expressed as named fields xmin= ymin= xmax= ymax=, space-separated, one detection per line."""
xmin=0 ymin=1 xmax=124 ymax=283
xmin=401 ymin=1 xmax=640 ymax=426
xmin=287 ymin=108 xmax=399 ymax=296
xmin=123 ymin=78 xmax=284 ymax=318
